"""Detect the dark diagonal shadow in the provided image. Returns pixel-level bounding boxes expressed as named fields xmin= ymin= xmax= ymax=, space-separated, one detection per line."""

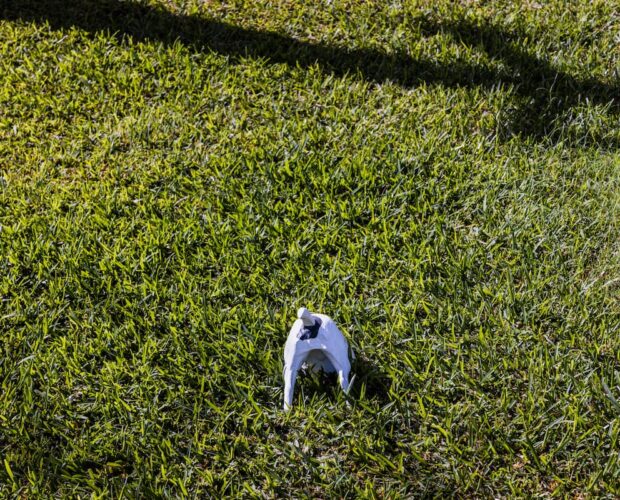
xmin=418 ymin=17 xmax=619 ymax=146
xmin=3 ymin=0 xmax=618 ymax=146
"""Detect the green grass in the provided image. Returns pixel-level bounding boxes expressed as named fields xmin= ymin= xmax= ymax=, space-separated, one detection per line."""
xmin=1 ymin=0 xmax=619 ymax=496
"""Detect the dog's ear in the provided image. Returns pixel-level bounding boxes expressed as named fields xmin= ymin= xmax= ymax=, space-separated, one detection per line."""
xmin=297 ymin=307 xmax=315 ymax=326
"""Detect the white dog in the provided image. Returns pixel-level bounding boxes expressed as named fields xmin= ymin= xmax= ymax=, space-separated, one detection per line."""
xmin=283 ymin=307 xmax=352 ymax=410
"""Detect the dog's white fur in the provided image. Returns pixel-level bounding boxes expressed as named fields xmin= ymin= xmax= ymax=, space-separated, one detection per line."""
xmin=283 ymin=307 xmax=351 ymax=410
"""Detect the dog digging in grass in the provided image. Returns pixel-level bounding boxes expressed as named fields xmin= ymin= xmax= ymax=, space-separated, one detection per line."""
xmin=283 ymin=307 xmax=353 ymax=411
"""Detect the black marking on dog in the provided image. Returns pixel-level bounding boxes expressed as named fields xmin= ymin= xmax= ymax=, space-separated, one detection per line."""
xmin=298 ymin=318 xmax=322 ymax=340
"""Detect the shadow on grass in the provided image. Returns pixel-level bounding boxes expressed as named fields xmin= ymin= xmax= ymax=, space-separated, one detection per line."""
xmin=293 ymin=355 xmax=390 ymax=407
xmin=2 ymin=0 xmax=618 ymax=146
xmin=349 ymin=355 xmax=392 ymax=405
xmin=349 ymin=354 xmax=391 ymax=404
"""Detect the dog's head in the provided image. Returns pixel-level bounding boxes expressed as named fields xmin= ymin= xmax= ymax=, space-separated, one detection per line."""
xmin=296 ymin=307 xmax=321 ymax=340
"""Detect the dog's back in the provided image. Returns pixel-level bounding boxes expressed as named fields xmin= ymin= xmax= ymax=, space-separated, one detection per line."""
xmin=283 ymin=308 xmax=352 ymax=410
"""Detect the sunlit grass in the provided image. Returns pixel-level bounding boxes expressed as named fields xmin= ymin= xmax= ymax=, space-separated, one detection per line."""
xmin=1 ymin=0 xmax=619 ymax=496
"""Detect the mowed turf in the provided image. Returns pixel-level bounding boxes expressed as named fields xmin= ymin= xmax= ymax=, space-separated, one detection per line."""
xmin=1 ymin=0 xmax=619 ymax=496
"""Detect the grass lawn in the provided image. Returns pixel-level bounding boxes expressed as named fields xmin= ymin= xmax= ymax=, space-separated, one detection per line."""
xmin=1 ymin=0 xmax=619 ymax=496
